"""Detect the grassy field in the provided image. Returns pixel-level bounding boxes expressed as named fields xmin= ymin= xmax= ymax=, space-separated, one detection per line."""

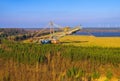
xmin=0 ymin=35 xmax=120 ymax=81
xmin=60 ymin=35 xmax=120 ymax=47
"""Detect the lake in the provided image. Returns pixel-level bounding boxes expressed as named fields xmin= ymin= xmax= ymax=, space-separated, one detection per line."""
xmin=74 ymin=28 xmax=120 ymax=37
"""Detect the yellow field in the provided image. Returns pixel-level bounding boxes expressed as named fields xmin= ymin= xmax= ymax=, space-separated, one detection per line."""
xmin=60 ymin=35 xmax=120 ymax=47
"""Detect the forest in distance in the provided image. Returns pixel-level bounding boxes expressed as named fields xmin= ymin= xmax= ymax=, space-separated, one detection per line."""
xmin=0 ymin=28 xmax=120 ymax=38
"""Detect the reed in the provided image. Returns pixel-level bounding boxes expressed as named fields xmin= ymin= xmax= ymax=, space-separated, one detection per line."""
xmin=0 ymin=39 xmax=120 ymax=81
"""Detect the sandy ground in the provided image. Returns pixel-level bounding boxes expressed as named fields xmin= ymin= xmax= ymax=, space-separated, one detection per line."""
xmin=60 ymin=35 xmax=120 ymax=47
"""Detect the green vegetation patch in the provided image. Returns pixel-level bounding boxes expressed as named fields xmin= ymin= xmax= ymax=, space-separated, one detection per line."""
xmin=0 ymin=40 xmax=120 ymax=65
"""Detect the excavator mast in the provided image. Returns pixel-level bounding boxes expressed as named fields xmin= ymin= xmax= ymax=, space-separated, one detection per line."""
xmin=30 ymin=22 xmax=81 ymax=44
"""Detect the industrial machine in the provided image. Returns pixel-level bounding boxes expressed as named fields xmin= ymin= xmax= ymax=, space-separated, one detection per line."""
xmin=30 ymin=22 xmax=81 ymax=44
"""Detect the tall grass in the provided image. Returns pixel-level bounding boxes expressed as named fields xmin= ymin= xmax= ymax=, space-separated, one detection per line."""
xmin=0 ymin=40 xmax=120 ymax=81
xmin=0 ymin=40 xmax=120 ymax=65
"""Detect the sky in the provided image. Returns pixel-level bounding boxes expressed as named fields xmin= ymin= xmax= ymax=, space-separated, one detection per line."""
xmin=0 ymin=0 xmax=120 ymax=28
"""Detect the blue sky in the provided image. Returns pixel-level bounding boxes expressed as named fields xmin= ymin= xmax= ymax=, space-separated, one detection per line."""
xmin=0 ymin=0 xmax=120 ymax=28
